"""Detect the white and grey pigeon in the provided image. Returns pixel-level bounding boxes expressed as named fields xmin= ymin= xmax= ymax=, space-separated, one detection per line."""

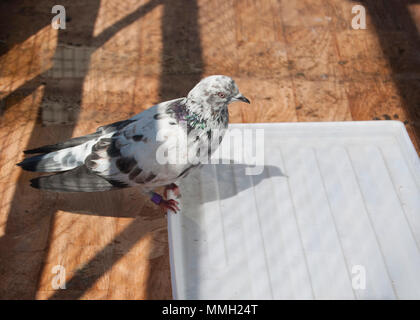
xmin=17 ymin=75 xmax=250 ymax=212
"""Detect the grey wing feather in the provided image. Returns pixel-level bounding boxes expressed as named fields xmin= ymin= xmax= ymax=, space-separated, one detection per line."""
xmin=17 ymin=120 xmax=137 ymax=172
xmin=20 ymin=97 xmax=187 ymax=192
xmin=86 ymin=100 xmax=188 ymax=189
xmin=24 ymin=119 xmax=135 ymax=154
xmin=30 ymin=165 xmax=117 ymax=192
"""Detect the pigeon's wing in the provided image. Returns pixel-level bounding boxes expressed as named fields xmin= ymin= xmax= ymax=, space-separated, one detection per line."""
xmin=18 ymin=98 xmax=184 ymax=173
xmin=85 ymin=98 xmax=190 ymax=189
xmin=17 ymin=118 xmax=138 ymax=172
xmin=23 ymin=96 xmax=185 ymax=156
xmin=28 ymin=98 xmax=189 ymax=192
xmin=24 ymin=119 xmax=137 ymax=155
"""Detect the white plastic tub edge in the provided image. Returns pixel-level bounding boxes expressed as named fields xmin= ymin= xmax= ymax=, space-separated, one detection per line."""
xmin=167 ymin=120 xmax=420 ymax=300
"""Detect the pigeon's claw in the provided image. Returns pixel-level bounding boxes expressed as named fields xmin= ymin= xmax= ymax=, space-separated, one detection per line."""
xmin=164 ymin=183 xmax=180 ymax=199
xmin=159 ymin=199 xmax=180 ymax=214
xmin=150 ymin=192 xmax=180 ymax=213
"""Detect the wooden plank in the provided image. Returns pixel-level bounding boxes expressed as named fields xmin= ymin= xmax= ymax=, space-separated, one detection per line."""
xmin=293 ymin=78 xmax=352 ymax=122
xmin=1 ymin=0 xmax=419 ymax=300
xmin=280 ymin=23 xmax=353 ymax=121
xmin=229 ymin=77 xmax=297 ymax=123
xmin=279 ymin=0 xmax=333 ymax=28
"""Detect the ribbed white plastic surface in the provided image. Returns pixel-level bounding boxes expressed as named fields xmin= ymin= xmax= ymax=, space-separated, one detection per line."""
xmin=167 ymin=121 xmax=420 ymax=299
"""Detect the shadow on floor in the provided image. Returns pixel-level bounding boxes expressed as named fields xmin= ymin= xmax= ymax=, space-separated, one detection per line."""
xmin=354 ymin=0 xmax=420 ymax=144
xmin=48 ymin=0 xmax=204 ymax=300
xmin=0 ymin=0 xmax=165 ymax=299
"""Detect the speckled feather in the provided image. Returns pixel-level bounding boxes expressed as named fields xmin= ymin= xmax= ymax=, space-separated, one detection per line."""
xmin=18 ymin=75 xmax=249 ymax=193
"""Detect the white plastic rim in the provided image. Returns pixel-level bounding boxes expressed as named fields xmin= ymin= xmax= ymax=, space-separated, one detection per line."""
xmin=168 ymin=121 xmax=420 ymax=300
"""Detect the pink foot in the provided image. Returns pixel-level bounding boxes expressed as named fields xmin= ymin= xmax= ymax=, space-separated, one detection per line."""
xmin=159 ymin=199 xmax=180 ymax=213
xmin=150 ymin=192 xmax=180 ymax=213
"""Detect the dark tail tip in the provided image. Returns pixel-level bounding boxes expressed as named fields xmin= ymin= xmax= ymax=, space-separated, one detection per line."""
xmin=24 ymin=147 xmax=47 ymax=154
xmin=30 ymin=177 xmax=41 ymax=189
xmin=16 ymin=155 xmax=43 ymax=171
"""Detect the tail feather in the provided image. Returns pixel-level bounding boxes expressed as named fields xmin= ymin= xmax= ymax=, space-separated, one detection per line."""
xmin=17 ymin=151 xmax=80 ymax=172
xmin=24 ymin=132 xmax=100 ymax=154
xmin=30 ymin=166 xmax=117 ymax=192
xmin=24 ymin=119 xmax=135 ymax=155
xmin=17 ymin=154 xmax=45 ymax=171
xmin=17 ymin=142 xmax=95 ymax=172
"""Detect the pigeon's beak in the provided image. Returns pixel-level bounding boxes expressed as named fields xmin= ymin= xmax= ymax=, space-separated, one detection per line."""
xmin=233 ymin=93 xmax=251 ymax=104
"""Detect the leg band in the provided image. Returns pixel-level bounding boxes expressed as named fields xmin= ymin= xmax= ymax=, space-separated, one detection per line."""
xmin=151 ymin=192 xmax=163 ymax=205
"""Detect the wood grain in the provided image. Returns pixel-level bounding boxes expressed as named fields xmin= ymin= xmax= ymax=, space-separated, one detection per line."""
xmin=0 ymin=0 xmax=419 ymax=299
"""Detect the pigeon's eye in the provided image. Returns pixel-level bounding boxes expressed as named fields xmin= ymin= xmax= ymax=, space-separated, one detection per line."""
xmin=218 ymin=92 xmax=226 ymax=98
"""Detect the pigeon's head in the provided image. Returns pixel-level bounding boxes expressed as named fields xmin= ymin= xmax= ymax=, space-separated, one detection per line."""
xmin=187 ymin=75 xmax=250 ymax=112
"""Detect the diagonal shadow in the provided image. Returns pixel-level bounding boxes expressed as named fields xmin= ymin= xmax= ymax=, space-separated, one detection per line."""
xmin=0 ymin=0 xmax=162 ymax=299
xmin=46 ymin=162 xmax=279 ymax=299
xmin=0 ymin=0 xmax=51 ymax=58
xmin=52 ymin=163 xmax=283 ymax=216
xmin=1 ymin=0 xmax=162 ymax=116
xmin=41 ymin=0 xmax=420 ymax=299
xmin=47 ymin=214 xmax=153 ymax=300
xmin=353 ymin=0 xmax=420 ymax=146
xmin=146 ymin=0 xmax=204 ymax=299
xmin=0 ymin=0 xmax=102 ymax=299
xmin=47 ymin=0 xmax=203 ymax=299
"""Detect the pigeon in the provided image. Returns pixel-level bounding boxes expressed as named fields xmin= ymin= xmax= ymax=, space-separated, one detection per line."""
xmin=17 ymin=75 xmax=250 ymax=213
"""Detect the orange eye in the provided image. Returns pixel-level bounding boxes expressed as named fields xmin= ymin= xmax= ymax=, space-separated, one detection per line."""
xmin=218 ymin=92 xmax=226 ymax=98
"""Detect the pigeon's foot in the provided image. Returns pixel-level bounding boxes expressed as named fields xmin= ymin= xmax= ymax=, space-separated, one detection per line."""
xmin=150 ymin=192 xmax=180 ymax=213
xmin=159 ymin=199 xmax=180 ymax=213
xmin=164 ymin=183 xmax=180 ymax=199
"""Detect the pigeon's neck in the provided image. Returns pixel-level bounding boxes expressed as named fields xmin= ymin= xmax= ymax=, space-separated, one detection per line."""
xmin=185 ymin=97 xmax=228 ymax=128
xmin=166 ymin=98 xmax=228 ymax=131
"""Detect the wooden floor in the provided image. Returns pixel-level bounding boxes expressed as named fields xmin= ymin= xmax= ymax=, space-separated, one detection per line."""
xmin=0 ymin=0 xmax=419 ymax=299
